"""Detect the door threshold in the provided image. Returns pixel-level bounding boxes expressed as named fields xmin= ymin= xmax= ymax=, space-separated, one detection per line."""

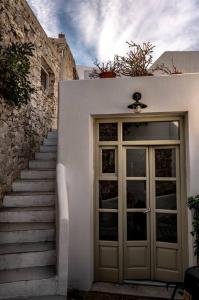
xmin=123 ymin=280 xmax=176 ymax=288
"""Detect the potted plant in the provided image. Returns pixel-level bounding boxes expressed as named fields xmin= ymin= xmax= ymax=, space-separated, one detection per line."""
xmin=116 ymin=41 xmax=155 ymax=77
xmin=89 ymin=58 xmax=120 ymax=79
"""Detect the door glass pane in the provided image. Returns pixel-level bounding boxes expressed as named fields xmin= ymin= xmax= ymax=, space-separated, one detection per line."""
xmin=123 ymin=121 xmax=179 ymax=141
xmin=99 ymin=123 xmax=117 ymax=141
xmin=102 ymin=149 xmax=115 ymax=173
xmin=99 ymin=212 xmax=118 ymax=241
xmin=156 ymin=181 xmax=176 ymax=210
xmin=127 ymin=213 xmax=147 ymax=240
xmin=126 ymin=149 xmax=146 ymax=177
xmin=156 ymin=213 xmax=177 ymax=243
xmin=155 ymin=149 xmax=176 ymax=177
xmin=99 ymin=181 xmax=118 ymax=209
xmin=127 ymin=180 xmax=146 ymax=208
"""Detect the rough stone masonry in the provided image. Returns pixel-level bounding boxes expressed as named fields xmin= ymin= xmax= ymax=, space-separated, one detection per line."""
xmin=0 ymin=0 xmax=78 ymax=201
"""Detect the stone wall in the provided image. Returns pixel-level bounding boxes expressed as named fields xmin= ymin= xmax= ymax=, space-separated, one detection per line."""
xmin=50 ymin=34 xmax=79 ymax=80
xmin=0 ymin=0 xmax=77 ymax=201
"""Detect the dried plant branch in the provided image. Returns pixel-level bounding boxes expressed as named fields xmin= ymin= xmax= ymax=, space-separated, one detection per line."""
xmin=117 ymin=41 xmax=155 ymax=77
xmin=152 ymin=57 xmax=182 ymax=75
xmin=152 ymin=63 xmax=172 ymax=74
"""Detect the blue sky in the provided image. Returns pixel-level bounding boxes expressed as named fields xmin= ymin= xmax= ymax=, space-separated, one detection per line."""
xmin=27 ymin=0 xmax=199 ymax=66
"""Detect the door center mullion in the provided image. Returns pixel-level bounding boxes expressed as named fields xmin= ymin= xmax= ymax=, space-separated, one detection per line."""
xmin=149 ymin=146 xmax=155 ymax=280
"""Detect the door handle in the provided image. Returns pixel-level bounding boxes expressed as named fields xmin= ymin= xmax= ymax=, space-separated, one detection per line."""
xmin=144 ymin=208 xmax=151 ymax=214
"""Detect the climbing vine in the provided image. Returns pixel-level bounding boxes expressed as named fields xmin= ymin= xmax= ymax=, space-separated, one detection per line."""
xmin=187 ymin=195 xmax=199 ymax=257
xmin=0 ymin=39 xmax=35 ymax=106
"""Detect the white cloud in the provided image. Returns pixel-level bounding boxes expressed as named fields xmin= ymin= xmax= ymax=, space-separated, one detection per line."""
xmin=27 ymin=0 xmax=62 ymax=37
xmin=27 ymin=0 xmax=199 ymax=65
xmin=65 ymin=0 xmax=199 ymax=63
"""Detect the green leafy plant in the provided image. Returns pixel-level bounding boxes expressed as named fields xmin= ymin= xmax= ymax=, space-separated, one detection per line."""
xmin=0 ymin=40 xmax=35 ymax=106
xmin=116 ymin=41 xmax=155 ymax=77
xmin=89 ymin=57 xmax=120 ymax=78
xmin=187 ymin=195 xmax=199 ymax=257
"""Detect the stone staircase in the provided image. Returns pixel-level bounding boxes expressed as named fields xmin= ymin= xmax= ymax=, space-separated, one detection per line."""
xmin=0 ymin=130 xmax=58 ymax=298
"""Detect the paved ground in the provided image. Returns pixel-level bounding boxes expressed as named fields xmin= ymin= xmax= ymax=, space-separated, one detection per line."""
xmin=5 ymin=282 xmax=184 ymax=299
xmin=5 ymin=296 xmax=183 ymax=300
xmin=6 ymin=297 xmax=66 ymax=300
xmin=91 ymin=282 xmax=184 ymax=299
xmin=5 ymin=292 xmax=183 ymax=300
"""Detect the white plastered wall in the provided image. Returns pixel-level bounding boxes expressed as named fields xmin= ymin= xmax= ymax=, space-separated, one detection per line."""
xmin=58 ymin=74 xmax=199 ymax=290
xmin=151 ymin=51 xmax=199 ymax=74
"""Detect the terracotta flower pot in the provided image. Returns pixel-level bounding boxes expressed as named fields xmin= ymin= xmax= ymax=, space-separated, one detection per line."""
xmin=99 ymin=71 xmax=116 ymax=78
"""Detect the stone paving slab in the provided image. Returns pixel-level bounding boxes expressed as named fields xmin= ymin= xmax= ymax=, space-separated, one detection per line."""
xmin=91 ymin=282 xmax=184 ymax=299
xmin=5 ymin=283 xmax=184 ymax=300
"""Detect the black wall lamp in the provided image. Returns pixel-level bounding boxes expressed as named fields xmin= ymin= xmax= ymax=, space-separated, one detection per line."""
xmin=128 ymin=92 xmax=147 ymax=113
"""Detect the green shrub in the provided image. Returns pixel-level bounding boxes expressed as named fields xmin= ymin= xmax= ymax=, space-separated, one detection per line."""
xmin=187 ymin=195 xmax=199 ymax=257
xmin=0 ymin=40 xmax=35 ymax=106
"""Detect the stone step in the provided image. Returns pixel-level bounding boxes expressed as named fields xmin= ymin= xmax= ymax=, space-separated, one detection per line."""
xmin=0 ymin=249 xmax=56 ymax=270
xmin=0 ymin=223 xmax=55 ymax=244
xmin=0 ymin=229 xmax=55 ymax=244
xmin=0 ymin=266 xmax=56 ymax=284
xmin=29 ymin=160 xmax=56 ymax=169
xmin=0 ymin=207 xmax=55 ymax=223
xmin=43 ymin=138 xmax=57 ymax=146
xmin=0 ymin=277 xmax=57 ymax=298
xmin=40 ymin=145 xmax=57 ymax=153
xmin=21 ymin=170 xmax=56 ymax=180
xmin=4 ymin=193 xmax=55 ymax=207
xmin=35 ymin=152 xmax=57 ymax=160
xmin=0 ymin=242 xmax=55 ymax=255
xmin=0 ymin=222 xmax=55 ymax=232
xmin=47 ymin=131 xmax=57 ymax=139
xmin=12 ymin=180 xmax=56 ymax=192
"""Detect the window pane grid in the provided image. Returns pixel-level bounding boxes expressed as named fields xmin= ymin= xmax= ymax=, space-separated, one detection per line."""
xmin=156 ymin=213 xmax=177 ymax=243
xmin=126 ymin=149 xmax=146 ymax=177
xmin=155 ymin=148 xmax=176 ymax=177
xmin=156 ymin=180 xmax=177 ymax=210
xmin=123 ymin=121 xmax=179 ymax=141
xmin=99 ymin=123 xmax=118 ymax=141
xmin=99 ymin=212 xmax=118 ymax=241
xmin=127 ymin=180 xmax=147 ymax=208
xmin=101 ymin=148 xmax=116 ymax=174
xmin=99 ymin=180 xmax=118 ymax=209
xmin=97 ymin=121 xmax=180 ymax=260
xmin=127 ymin=212 xmax=147 ymax=241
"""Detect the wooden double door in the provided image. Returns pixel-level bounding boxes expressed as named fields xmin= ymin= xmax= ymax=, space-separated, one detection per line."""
xmin=95 ymin=143 xmax=185 ymax=282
